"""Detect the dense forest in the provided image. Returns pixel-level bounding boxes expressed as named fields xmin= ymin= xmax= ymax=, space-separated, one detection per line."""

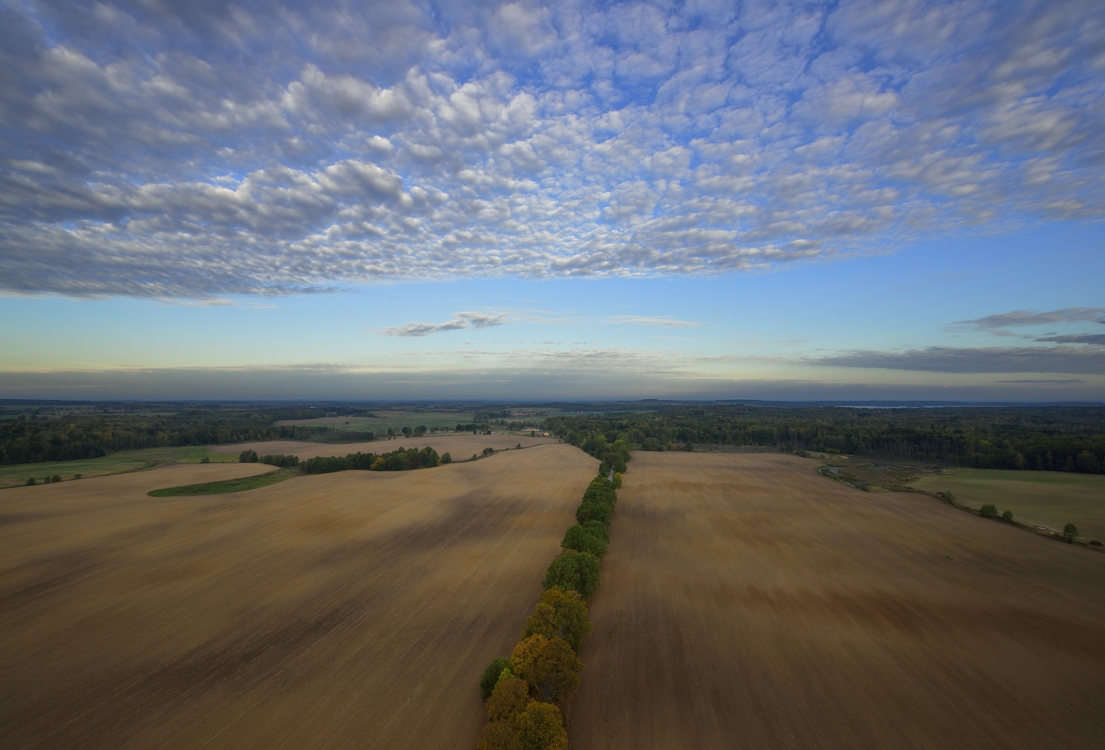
xmin=0 ymin=406 xmax=334 ymax=465
xmin=544 ymin=405 xmax=1105 ymax=474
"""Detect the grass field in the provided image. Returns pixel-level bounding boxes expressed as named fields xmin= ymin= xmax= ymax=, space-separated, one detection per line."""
xmin=210 ymin=432 xmax=559 ymax=462
xmin=148 ymin=467 xmax=287 ymax=496
xmin=273 ymin=410 xmax=476 ymax=433
xmin=572 ymin=452 xmax=1105 ymax=750
xmin=0 ymin=444 xmax=597 ymax=750
xmin=908 ymin=468 xmax=1105 ymax=541
xmin=0 ymin=446 xmax=239 ymax=489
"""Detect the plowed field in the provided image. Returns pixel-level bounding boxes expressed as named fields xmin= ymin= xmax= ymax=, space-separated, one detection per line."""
xmin=0 ymin=445 xmax=596 ymax=749
xmin=572 ymin=452 xmax=1105 ymax=750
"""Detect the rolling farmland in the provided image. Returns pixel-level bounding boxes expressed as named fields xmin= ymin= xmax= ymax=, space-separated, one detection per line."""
xmin=210 ymin=432 xmax=559 ymax=462
xmin=0 ymin=444 xmax=596 ymax=749
xmin=572 ymin=452 xmax=1105 ymax=750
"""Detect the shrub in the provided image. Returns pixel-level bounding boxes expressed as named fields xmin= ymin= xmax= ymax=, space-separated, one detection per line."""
xmin=43 ymin=475 xmax=51 ymax=483
xmin=199 ymin=457 xmax=210 ymax=464
xmin=441 ymin=452 xmax=451 ymax=464
xmin=979 ymin=504 xmax=999 ymax=519
xmin=239 ymin=449 xmax=259 ymax=463
xmin=25 ymin=477 xmax=35 ymax=486
xmin=1001 ymin=510 xmax=1014 ymax=523
xmin=516 ymin=443 xmax=522 ymax=449
xmin=52 ymin=474 xmax=62 ymax=481
xmin=682 ymin=442 xmax=693 ymax=452
xmin=1064 ymin=523 xmax=1079 ymax=542
xmin=73 ymin=474 xmax=81 ymax=479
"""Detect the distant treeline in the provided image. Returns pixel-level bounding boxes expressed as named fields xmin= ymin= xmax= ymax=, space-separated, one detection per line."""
xmin=0 ymin=407 xmax=334 ymax=465
xmin=475 ymin=466 xmax=625 ymax=749
xmin=297 ymin=446 xmax=443 ymax=474
xmin=545 ymin=405 xmax=1105 ymax=474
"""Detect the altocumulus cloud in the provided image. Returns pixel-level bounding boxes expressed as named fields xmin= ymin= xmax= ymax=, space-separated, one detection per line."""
xmin=382 ymin=312 xmax=508 ymax=337
xmin=1 ymin=0 xmax=1103 ymax=298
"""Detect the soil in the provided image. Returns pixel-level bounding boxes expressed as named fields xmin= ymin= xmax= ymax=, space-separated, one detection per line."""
xmin=0 ymin=445 xmax=597 ymax=749
xmin=571 ymin=451 xmax=1105 ymax=750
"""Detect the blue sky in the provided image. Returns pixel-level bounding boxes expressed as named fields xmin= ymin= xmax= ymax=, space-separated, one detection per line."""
xmin=1 ymin=0 xmax=1102 ymax=400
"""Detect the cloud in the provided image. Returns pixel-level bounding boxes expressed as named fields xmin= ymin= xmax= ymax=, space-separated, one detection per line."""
xmin=810 ymin=346 xmax=1105 ymax=374
xmin=381 ymin=311 xmax=508 ymax=337
xmin=1035 ymin=334 xmax=1105 ymax=346
xmin=608 ymin=316 xmax=700 ymax=328
xmin=951 ymin=308 xmax=1105 ymax=333
xmin=1 ymin=1 xmax=1103 ymax=298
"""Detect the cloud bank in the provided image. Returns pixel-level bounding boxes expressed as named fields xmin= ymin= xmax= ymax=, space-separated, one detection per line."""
xmin=2 ymin=0 xmax=1103 ymax=298
xmin=382 ymin=311 xmax=508 ymax=337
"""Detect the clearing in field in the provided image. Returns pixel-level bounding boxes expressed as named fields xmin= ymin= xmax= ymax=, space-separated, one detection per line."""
xmin=572 ymin=452 xmax=1105 ymax=750
xmin=0 ymin=444 xmax=597 ymax=750
xmin=908 ymin=468 xmax=1105 ymax=541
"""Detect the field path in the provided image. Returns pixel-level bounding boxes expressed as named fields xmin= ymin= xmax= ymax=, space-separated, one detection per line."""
xmin=0 ymin=445 xmax=596 ymax=749
xmin=571 ymin=452 xmax=1105 ymax=750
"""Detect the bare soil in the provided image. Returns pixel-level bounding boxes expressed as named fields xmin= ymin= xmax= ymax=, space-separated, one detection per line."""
xmin=0 ymin=445 xmax=596 ymax=749
xmin=572 ymin=452 xmax=1105 ymax=750
xmin=210 ymin=433 xmax=559 ymax=461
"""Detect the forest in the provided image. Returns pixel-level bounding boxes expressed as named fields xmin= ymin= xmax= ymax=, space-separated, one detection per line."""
xmin=544 ymin=405 xmax=1105 ymax=474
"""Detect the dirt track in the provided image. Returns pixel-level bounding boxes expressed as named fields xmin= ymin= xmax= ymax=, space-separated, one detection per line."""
xmin=572 ymin=452 xmax=1105 ymax=750
xmin=211 ymin=433 xmax=558 ymax=461
xmin=0 ymin=445 xmax=595 ymax=749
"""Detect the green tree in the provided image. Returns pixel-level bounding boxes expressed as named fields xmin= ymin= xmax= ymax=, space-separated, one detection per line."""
xmin=561 ymin=524 xmax=608 ymax=558
xmin=1076 ymin=450 xmax=1101 ymax=474
xmin=542 ymin=550 xmax=601 ymax=598
xmin=480 ymin=657 xmax=512 ymax=701
xmin=979 ymin=504 xmax=999 ymax=519
xmin=1064 ymin=523 xmax=1079 ymax=542
xmin=442 ymin=452 xmax=452 ymax=464
xmin=522 ymin=587 xmax=593 ymax=653
xmin=517 ymin=701 xmax=568 ymax=750
xmin=25 ymin=477 xmax=35 ymax=486
xmin=1001 ymin=510 xmax=1014 ymax=523
xmin=582 ymin=520 xmax=609 ymax=545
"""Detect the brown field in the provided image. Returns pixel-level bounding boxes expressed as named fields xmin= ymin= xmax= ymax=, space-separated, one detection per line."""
xmin=573 ymin=452 xmax=1105 ymax=750
xmin=0 ymin=444 xmax=596 ymax=750
xmin=210 ymin=432 xmax=559 ymax=461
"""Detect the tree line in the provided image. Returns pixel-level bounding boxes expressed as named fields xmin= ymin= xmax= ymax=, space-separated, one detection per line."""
xmin=1 ymin=407 xmax=335 ymax=465
xmin=475 ymin=466 xmax=625 ymax=750
xmin=297 ymin=446 xmax=442 ymax=473
xmin=544 ymin=405 xmax=1105 ymax=474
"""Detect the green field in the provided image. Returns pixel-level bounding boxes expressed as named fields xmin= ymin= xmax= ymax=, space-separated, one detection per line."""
xmin=148 ymin=468 xmax=292 ymax=497
xmin=0 ymin=446 xmax=239 ymax=489
xmin=909 ymin=469 xmax=1105 ymax=542
xmin=275 ymin=410 xmax=477 ymax=434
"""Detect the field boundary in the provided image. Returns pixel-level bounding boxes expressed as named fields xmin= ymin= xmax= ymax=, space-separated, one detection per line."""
xmin=147 ymin=468 xmax=293 ymax=497
xmin=474 ymin=445 xmax=628 ymax=750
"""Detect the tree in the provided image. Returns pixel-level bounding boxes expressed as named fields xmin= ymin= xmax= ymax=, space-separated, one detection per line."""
xmin=611 ymin=472 xmax=622 ymax=489
xmin=522 ymin=587 xmax=593 ymax=653
xmin=561 ymin=524 xmax=608 ymax=558
xmin=486 ymin=675 xmax=530 ymax=723
xmin=1064 ymin=523 xmax=1079 ymax=542
xmin=442 ymin=452 xmax=452 ymax=464
xmin=239 ymin=449 xmax=259 ymax=463
xmin=510 ymin=634 xmax=582 ymax=708
xmin=979 ymin=504 xmax=999 ymax=519
xmin=477 ymin=721 xmax=522 ymax=750
xmin=542 ymin=550 xmax=601 ymax=598
xmin=575 ymin=499 xmax=612 ymax=527
xmin=1077 ymin=450 xmax=1101 ymax=474
xmin=582 ymin=520 xmax=609 ymax=545
xmin=517 ymin=701 xmax=568 ymax=750
xmin=52 ymin=474 xmax=62 ymax=481
xmin=1001 ymin=510 xmax=1014 ymax=523
xmin=481 ymin=657 xmax=513 ymax=701
xmin=25 ymin=477 xmax=34 ymax=486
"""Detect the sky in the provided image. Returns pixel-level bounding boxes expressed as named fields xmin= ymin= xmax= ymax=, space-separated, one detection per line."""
xmin=0 ymin=0 xmax=1103 ymax=401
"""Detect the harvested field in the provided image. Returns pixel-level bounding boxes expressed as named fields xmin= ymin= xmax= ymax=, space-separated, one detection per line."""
xmin=210 ymin=432 xmax=559 ymax=461
xmin=0 ymin=444 xmax=597 ymax=750
xmin=572 ymin=452 xmax=1105 ymax=750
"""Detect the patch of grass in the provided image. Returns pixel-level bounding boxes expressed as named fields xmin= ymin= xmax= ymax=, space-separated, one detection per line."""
xmin=0 ymin=446 xmax=239 ymax=489
xmin=909 ymin=468 xmax=1105 ymax=541
xmin=148 ymin=468 xmax=295 ymax=497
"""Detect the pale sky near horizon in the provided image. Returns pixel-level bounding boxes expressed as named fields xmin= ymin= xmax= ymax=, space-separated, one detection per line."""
xmin=1 ymin=0 xmax=1103 ymax=401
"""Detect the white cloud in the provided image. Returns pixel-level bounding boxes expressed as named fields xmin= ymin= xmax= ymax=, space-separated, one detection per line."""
xmin=381 ymin=311 xmax=509 ymax=337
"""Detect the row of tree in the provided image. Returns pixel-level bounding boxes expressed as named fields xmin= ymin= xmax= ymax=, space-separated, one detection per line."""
xmin=238 ymin=450 xmax=300 ymax=467
xmin=476 ymin=467 xmax=625 ymax=750
xmin=1 ymin=406 xmax=335 ymax=465
xmin=545 ymin=405 xmax=1105 ymax=474
xmin=299 ymin=446 xmax=442 ymax=474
